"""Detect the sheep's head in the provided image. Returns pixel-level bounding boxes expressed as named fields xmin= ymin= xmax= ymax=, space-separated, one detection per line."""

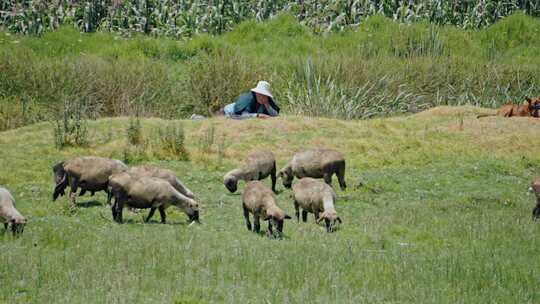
xmin=184 ymin=199 xmax=200 ymax=224
xmin=526 ymin=97 xmax=540 ymax=117
xmin=278 ymin=165 xmax=294 ymax=189
xmin=316 ymin=211 xmax=342 ymax=233
xmin=264 ymin=206 xmax=291 ymax=238
xmin=52 ymin=161 xmax=67 ymax=201
xmin=223 ymin=169 xmax=241 ymax=193
xmin=10 ymin=217 xmax=26 ymax=236
xmin=531 ymin=178 xmax=540 ymax=198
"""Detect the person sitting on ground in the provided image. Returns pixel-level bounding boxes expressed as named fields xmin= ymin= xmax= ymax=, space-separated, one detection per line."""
xmin=220 ymin=81 xmax=280 ymax=119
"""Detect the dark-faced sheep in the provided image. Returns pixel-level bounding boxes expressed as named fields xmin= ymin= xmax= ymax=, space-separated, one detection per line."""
xmin=531 ymin=178 xmax=540 ymax=220
xmin=110 ymin=173 xmax=199 ymax=224
xmin=242 ymin=181 xmax=291 ymax=238
xmin=224 ymin=150 xmax=277 ymax=193
xmin=0 ymin=187 xmax=26 ymax=235
xmin=52 ymin=156 xmax=128 ymax=206
xmin=292 ymin=178 xmax=342 ymax=233
xmin=279 ymin=148 xmax=346 ymax=190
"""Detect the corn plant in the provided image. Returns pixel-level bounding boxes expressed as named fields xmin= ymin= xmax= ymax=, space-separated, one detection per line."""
xmin=2 ymin=1 xmax=539 ymax=37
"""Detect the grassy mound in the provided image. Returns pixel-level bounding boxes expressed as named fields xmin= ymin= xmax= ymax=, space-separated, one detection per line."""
xmin=2 ymin=13 xmax=540 ymax=131
xmin=1 ymin=107 xmax=540 ymax=302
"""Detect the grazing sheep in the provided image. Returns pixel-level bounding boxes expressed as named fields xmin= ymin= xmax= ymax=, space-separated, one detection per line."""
xmin=531 ymin=178 xmax=540 ymax=220
xmin=110 ymin=174 xmax=199 ymax=224
xmin=292 ymin=178 xmax=342 ymax=233
xmin=279 ymin=148 xmax=346 ymax=190
xmin=224 ymin=150 xmax=277 ymax=193
xmin=52 ymin=156 xmax=128 ymax=206
xmin=129 ymin=165 xmax=195 ymax=199
xmin=242 ymin=181 xmax=291 ymax=238
xmin=0 ymin=187 xmax=26 ymax=235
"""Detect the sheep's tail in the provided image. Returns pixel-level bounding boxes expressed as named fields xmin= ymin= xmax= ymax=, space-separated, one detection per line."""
xmin=52 ymin=162 xmax=68 ymax=201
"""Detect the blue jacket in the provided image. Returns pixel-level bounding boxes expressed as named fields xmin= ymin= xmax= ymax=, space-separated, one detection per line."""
xmin=232 ymin=92 xmax=280 ymax=116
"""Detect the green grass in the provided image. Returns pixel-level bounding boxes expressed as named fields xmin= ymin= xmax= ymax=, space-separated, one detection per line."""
xmin=1 ymin=107 xmax=540 ymax=303
xmin=1 ymin=13 xmax=540 ymax=130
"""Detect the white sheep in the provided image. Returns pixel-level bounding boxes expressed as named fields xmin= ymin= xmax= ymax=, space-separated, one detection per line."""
xmin=52 ymin=156 xmax=128 ymax=206
xmin=292 ymin=178 xmax=342 ymax=232
xmin=242 ymin=181 xmax=291 ymax=238
xmin=0 ymin=187 xmax=26 ymax=235
xmin=109 ymin=173 xmax=199 ymax=224
xmin=224 ymin=150 xmax=277 ymax=193
xmin=279 ymin=148 xmax=346 ymax=190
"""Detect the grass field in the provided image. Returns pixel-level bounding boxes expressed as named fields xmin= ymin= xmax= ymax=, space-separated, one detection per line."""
xmin=1 ymin=107 xmax=540 ymax=303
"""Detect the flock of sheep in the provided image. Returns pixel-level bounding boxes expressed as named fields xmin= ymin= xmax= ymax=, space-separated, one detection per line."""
xmin=1 ymin=148 xmax=347 ymax=238
xmin=2 ymin=147 xmax=540 ymax=238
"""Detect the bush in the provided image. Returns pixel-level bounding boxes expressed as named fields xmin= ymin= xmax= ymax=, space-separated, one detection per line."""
xmin=153 ymin=123 xmax=189 ymax=161
xmin=53 ymin=99 xmax=89 ymax=149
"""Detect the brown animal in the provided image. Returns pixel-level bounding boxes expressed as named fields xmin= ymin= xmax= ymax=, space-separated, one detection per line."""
xmin=52 ymin=156 xmax=128 ymax=206
xmin=531 ymin=178 xmax=540 ymax=220
xmin=223 ymin=150 xmax=277 ymax=193
xmin=109 ymin=173 xmax=199 ymax=224
xmin=279 ymin=148 xmax=346 ymax=190
xmin=242 ymin=181 xmax=291 ymax=238
xmin=0 ymin=187 xmax=26 ymax=235
xmin=292 ymin=178 xmax=342 ymax=233
xmin=477 ymin=97 xmax=540 ymax=118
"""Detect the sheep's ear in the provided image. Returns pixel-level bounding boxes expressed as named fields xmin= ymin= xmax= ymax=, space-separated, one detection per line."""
xmin=526 ymin=97 xmax=532 ymax=103
xmin=284 ymin=215 xmax=292 ymax=220
xmin=278 ymin=171 xmax=283 ymax=178
xmin=337 ymin=217 xmax=342 ymax=224
xmin=263 ymin=215 xmax=270 ymax=221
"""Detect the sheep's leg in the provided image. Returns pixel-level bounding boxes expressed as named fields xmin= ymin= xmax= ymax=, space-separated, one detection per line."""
xmin=323 ymin=172 xmax=333 ymax=187
xmin=314 ymin=211 xmax=320 ymax=223
xmin=158 ymin=206 xmax=167 ymax=224
xmin=301 ymin=210 xmax=308 ymax=223
xmin=337 ymin=163 xmax=347 ymax=190
xmin=271 ymin=162 xmax=277 ymax=193
xmin=3 ymin=222 xmax=7 ymax=232
xmin=145 ymin=208 xmax=157 ymax=223
xmin=106 ymin=190 xmax=113 ymax=206
xmin=69 ymin=177 xmax=79 ymax=207
xmin=267 ymin=221 xmax=273 ymax=236
xmin=533 ymin=206 xmax=540 ymax=220
xmin=79 ymin=189 xmax=87 ymax=197
xmin=294 ymin=201 xmax=300 ymax=222
xmin=243 ymin=206 xmax=252 ymax=231
xmin=113 ymin=195 xmax=125 ymax=223
xmin=253 ymin=215 xmax=261 ymax=234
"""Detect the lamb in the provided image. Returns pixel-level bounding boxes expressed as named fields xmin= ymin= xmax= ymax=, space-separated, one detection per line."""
xmin=242 ymin=181 xmax=291 ymax=238
xmin=0 ymin=187 xmax=26 ymax=235
xmin=52 ymin=156 xmax=128 ymax=206
xmin=109 ymin=173 xmax=199 ymax=224
xmin=279 ymin=148 xmax=346 ymax=190
xmin=531 ymin=178 xmax=540 ymax=220
xmin=129 ymin=165 xmax=195 ymax=199
xmin=224 ymin=150 xmax=277 ymax=193
xmin=292 ymin=178 xmax=342 ymax=233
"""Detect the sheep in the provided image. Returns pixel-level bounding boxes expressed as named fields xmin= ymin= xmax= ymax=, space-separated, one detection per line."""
xmin=0 ymin=187 xmax=26 ymax=235
xmin=531 ymin=177 xmax=540 ymax=220
xmin=292 ymin=178 xmax=342 ymax=233
xmin=224 ymin=150 xmax=277 ymax=193
xmin=279 ymin=148 xmax=346 ymax=190
xmin=129 ymin=165 xmax=195 ymax=199
xmin=52 ymin=156 xmax=128 ymax=206
xmin=242 ymin=181 xmax=291 ymax=238
xmin=109 ymin=173 xmax=199 ymax=225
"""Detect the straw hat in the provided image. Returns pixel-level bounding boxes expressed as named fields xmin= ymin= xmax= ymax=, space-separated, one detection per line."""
xmin=251 ymin=81 xmax=273 ymax=99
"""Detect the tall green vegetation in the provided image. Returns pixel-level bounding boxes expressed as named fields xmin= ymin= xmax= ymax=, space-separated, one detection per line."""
xmin=1 ymin=0 xmax=539 ymax=37
xmin=1 ymin=13 xmax=540 ymax=130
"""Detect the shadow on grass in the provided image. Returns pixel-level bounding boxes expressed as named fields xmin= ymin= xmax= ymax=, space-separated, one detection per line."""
xmin=76 ymin=200 xmax=104 ymax=208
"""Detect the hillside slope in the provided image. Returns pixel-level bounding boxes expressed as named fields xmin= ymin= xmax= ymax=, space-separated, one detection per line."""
xmin=1 ymin=107 xmax=539 ymax=303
